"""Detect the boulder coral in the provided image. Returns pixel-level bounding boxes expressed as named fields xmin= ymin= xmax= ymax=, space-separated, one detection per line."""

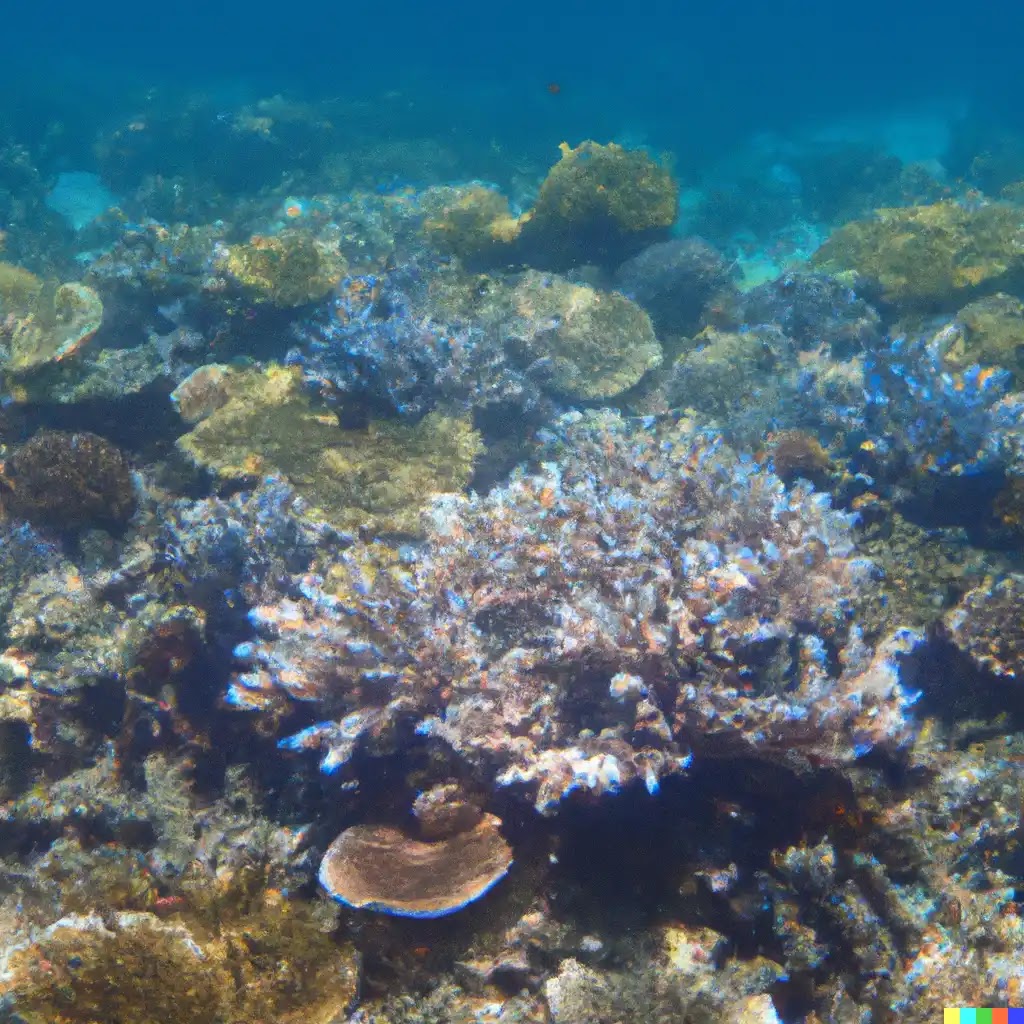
xmin=519 ymin=141 xmax=678 ymax=268
xmin=421 ymin=141 xmax=678 ymax=270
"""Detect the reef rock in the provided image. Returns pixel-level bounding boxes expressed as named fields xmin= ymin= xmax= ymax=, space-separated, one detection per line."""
xmin=507 ymin=271 xmax=662 ymax=399
xmin=614 ymin=237 xmax=735 ymax=336
xmin=812 ymin=200 xmax=1024 ymax=310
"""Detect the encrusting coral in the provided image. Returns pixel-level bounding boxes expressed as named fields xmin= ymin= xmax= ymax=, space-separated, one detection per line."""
xmin=811 ymin=200 xmax=1024 ymax=310
xmin=177 ymin=363 xmax=482 ymax=535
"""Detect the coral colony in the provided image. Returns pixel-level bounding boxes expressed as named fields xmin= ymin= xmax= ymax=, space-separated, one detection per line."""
xmin=3 ymin=111 xmax=1024 ymax=1024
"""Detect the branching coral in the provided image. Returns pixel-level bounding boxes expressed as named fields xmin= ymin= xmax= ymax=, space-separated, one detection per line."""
xmin=232 ymin=410 xmax=919 ymax=813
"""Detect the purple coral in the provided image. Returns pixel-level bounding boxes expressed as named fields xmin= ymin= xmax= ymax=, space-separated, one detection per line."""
xmin=230 ymin=411 xmax=920 ymax=813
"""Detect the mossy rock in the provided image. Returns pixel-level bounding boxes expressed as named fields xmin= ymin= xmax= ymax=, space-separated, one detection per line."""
xmin=519 ymin=140 xmax=678 ymax=268
xmin=811 ymin=201 xmax=1024 ymax=310
xmin=508 ymin=271 xmax=662 ymax=399
xmin=421 ymin=184 xmax=523 ymax=267
xmin=220 ymin=230 xmax=343 ymax=307
xmin=0 ymin=261 xmax=43 ymax=315
xmin=668 ymin=327 xmax=787 ymax=421
xmin=3 ymin=281 xmax=103 ymax=378
xmin=177 ymin=364 xmax=481 ymax=535
xmin=939 ymin=293 xmax=1024 ymax=380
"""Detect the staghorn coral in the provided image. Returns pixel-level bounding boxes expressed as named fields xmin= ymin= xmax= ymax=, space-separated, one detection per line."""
xmin=811 ymin=200 xmax=1024 ymax=310
xmin=231 ymin=410 xmax=919 ymax=813
xmin=177 ymin=364 xmax=482 ymax=535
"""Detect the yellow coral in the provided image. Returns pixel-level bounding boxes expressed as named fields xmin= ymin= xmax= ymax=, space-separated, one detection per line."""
xmin=421 ymin=184 xmax=523 ymax=266
xmin=0 ymin=867 xmax=359 ymax=1024
xmin=4 ymin=282 xmax=103 ymax=375
xmin=812 ymin=201 xmax=1024 ymax=309
xmin=221 ymin=231 xmax=343 ymax=307
xmin=177 ymin=364 xmax=481 ymax=535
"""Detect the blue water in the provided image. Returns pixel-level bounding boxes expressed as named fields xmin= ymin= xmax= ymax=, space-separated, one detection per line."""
xmin=4 ymin=0 xmax=1022 ymax=170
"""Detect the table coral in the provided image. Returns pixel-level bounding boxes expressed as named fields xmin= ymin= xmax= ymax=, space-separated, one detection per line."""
xmin=319 ymin=813 xmax=513 ymax=917
xmin=177 ymin=364 xmax=482 ymax=535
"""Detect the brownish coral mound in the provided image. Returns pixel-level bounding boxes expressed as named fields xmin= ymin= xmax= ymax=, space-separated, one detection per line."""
xmin=319 ymin=813 xmax=513 ymax=918
xmin=1 ymin=430 xmax=136 ymax=530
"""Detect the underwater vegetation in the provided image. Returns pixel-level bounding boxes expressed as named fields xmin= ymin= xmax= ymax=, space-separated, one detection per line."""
xmin=2 ymin=88 xmax=1024 ymax=1024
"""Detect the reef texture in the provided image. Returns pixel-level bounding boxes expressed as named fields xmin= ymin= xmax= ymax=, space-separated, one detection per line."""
xmin=812 ymin=200 xmax=1024 ymax=310
xmin=233 ymin=410 xmax=919 ymax=815
xmin=3 ymin=110 xmax=1024 ymax=1024
xmin=177 ymin=363 xmax=482 ymax=535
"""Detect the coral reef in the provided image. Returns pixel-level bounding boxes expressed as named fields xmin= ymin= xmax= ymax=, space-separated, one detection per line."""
xmin=319 ymin=813 xmax=513 ymax=917
xmin=177 ymin=364 xmax=482 ymax=535
xmin=0 ymin=430 xmax=136 ymax=531
xmin=5 ymin=85 xmax=1024 ymax=1024
xmin=812 ymin=200 xmax=1024 ymax=310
